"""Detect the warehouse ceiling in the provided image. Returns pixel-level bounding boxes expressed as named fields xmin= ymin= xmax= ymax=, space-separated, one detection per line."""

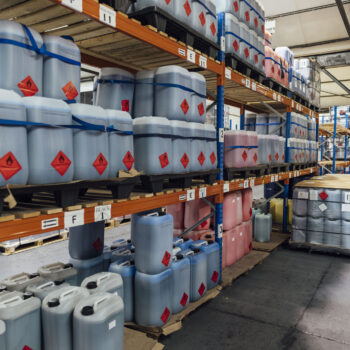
xmin=261 ymin=0 xmax=350 ymax=110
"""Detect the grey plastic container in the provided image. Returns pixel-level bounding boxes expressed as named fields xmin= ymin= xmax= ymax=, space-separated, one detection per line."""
xmin=192 ymin=0 xmax=207 ymax=36
xmin=190 ymin=72 xmax=207 ymax=123
xmin=256 ymin=114 xmax=268 ymax=134
xmin=0 ymin=89 xmax=28 ymax=186
xmin=38 ymin=262 xmax=78 ymax=286
xmin=268 ymin=115 xmax=281 ymax=136
xmin=216 ymin=0 xmax=240 ymax=17
xmin=189 ymin=122 xmax=208 ymax=172
xmin=106 ymin=109 xmax=134 ymax=176
xmin=187 ymin=248 xmax=207 ymax=302
xmin=69 ymin=221 xmax=105 ymax=260
xmin=293 ymin=188 xmax=309 ymax=216
xmin=109 ymin=259 xmax=136 ymax=322
xmin=1 ymin=272 xmax=44 ymax=292
xmin=73 ymin=292 xmax=124 ymax=350
xmin=225 ymin=13 xmax=241 ymax=56
xmin=324 ymin=202 xmax=341 ymax=220
xmin=70 ymin=103 xmax=109 ymax=180
xmin=324 ymin=219 xmax=342 ymax=234
xmin=43 ymin=35 xmax=81 ymax=102
xmin=134 ymin=213 xmax=173 ymax=274
xmin=205 ymin=0 xmax=218 ymax=44
xmin=133 ymin=70 xmax=155 ymax=118
xmin=205 ymin=124 xmax=218 ymax=170
xmin=292 ymin=215 xmax=307 ymax=243
xmin=111 ymin=246 xmax=135 ymax=263
xmin=249 ymin=29 xmax=259 ymax=68
xmin=81 ymin=272 xmax=123 ymax=299
xmin=69 ymin=255 xmax=104 ymax=286
xmin=155 ymin=66 xmax=191 ymax=121
xmin=307 ymin=201 xmax=324 ymax=219
xmin=26 ymin=280 xmax=69 ymax=300
xmin=171 ymin=254 xmax=190 ymax=314
xmin=135 ymin=269 xmax=172 ymax=327
xmin=96 ymin=67 xmax=135 ymax=112
xmin=0 ymin=20 xmax=43 ymax=96
xmin=324 ymin=232 xmax=342 ymax=247
xmin=0 ymin=320 xmax=5 ymax=350
xmin=307 ymin=217 xmax=324 ymax=244
xmin=174 ymin=0 xmax=194 ymax=30
xmin=254 ymin=213 xmax=272 ymax=243
xmin=133 ymin=116 xmax=173 ymax=175
xmin=42 ymin=286 xmax=89 ymax=350
xmin=24 ymin=97 xmax=74 ymax=184
xmin=131 ymin=0 xmax=174 ymax=14
xmin=245 ymin=114 xmax=256 ymax=131
xmin=0 ymin=292 xmax=41 ymax=350
xmin=342 ymin=190 xmax=350 ymax=220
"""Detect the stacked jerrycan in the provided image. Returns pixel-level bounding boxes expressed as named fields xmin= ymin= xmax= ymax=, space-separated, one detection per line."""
xmin=26 ymin=279 xmax=69 ymax=300
xmin=69 ymin=222 xmax=105 ymax=285
xmin=82 ymin=272 xmax=124 ymax=298
xmin=205 ymin=124 xmax=218 ymax=169
xmin=133 ymin=212 xmax=174 ymax=326
xmin=0 ymin=89 xmax=28 ymax=186
xmin=95 ymin=67 xmax=135 ymax=113
xmin=184 ymin=198 xmax=212 ymax=231
xmin=190 ymin=72 xmax=207 ymax=123
xmin=0 ymin=291 xmax=42 ymax=350
xmin=254 ymin=212 xmax=272 ymax=242
xmin=0 ymin=320 xmax=5 ymax=350
xmin=70 ymin=104 xmax=109 ymax=180
xmin=189 ymin=123 xmax=208 ymax=172
xmin=43 ymin=35 xmax=81 ymax=102
xmin=1 ymin=272 xmax=44 ymax=292
xmin=133 ymin=70 xmax=155 ymax=118
xmin=106 ymin=109 xmax=134 ymax=175
xmin=206 ymin=0 xmax=218 ymax=44
xmin=38 ymin=262 xmax=78 ymax=285
xmin=0 ymin=20 xmax=43 ymax=97
xmin=133 ymin=116 xmax=173 ymax=175
xmin=73 ymin=292 xmax=124 ymax=350
xmin=23 ymin=96 xmax=74 ymax=184
xmin=131 ymin=0 xmax=175 ymax=13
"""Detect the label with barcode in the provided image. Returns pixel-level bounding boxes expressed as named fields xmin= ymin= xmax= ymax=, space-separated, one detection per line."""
xmin=244 ymin=180 xmax=249 ymax=188
xmin=245 ymin=79 xmax=251 ymax=89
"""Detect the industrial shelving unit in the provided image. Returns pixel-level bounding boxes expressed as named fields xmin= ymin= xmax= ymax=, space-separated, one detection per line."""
xmin=0 ymin=0 xmax=323 ymax=278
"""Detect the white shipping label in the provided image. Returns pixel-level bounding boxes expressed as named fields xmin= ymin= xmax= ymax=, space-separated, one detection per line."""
xmin=199 ymin=55 xmax=207 ymax=69
xmin=99 ymin=5 xmax=116 ymax=27
xmin=319 ymin=204 xmax=327 ymax=212
xmin=41 ymin=218 xmax=59 ymax=230
xmin=342 ymin=204 xmax=350 ymax=212
xmin=109 ymin=320 xmax=116 ymax=330
xmin=224 ymin=183 xmax=230 ymax=193
xmin=309 ymin=190 xmax=318 ymax=201
xmin=187 ymin=49 xmax=196 ymax=63
xmin=298 ymin=192 xmax=309 ymax=200
xmin=344 ymin=193 xmax=350 ymax=203
xmin=225 ymin=68 xmax=232 ymax=80
xmin=219 ymin=128 xmax=224 ymax=143
xmin=187 ymin=189 xmax=196 ymax=201
xmin=232 ymin=199 xmax=235 ymax=203
xmin=218 ymin=224 xmax=223 ymax=238
xmin=62 ymin=0 xmax=82 ymax=12
xmin=64 ymin=210 xmax=84 ymax=228
xmin=94 ymin=205 xmax=111 ymax=222
xmin=199 ymin=187 xmax=207 ymax=198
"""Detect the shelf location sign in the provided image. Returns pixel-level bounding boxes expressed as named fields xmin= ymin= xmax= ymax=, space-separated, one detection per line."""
xmin=99 ymin=4 xmax=116 ymax=27
xmin=95 ymin=205 xmax=112 ymax=222
xmin=62 ymin=0 xmax=82 ymax=12
xmin=64 ymin=210 xmax=84 ymax=228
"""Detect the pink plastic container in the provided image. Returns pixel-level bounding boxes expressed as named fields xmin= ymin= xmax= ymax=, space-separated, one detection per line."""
xmin=242 ymin=220 xmax=253 ymax=254
xmin=264 ymin=46 xmax=275 ymax=79
xmin=265 ymin=31 xmax=272 ymax=48
xmin=246 ymin=131 xmax=258 ymax=167
xmin=236 ymin=191 xmax=243 ymax=225
xmin=223 ymin=192 xmax=241 ymax=231
xmin=225 ymin=227 xmax=238 ymax=267
xmin=184 ymin=199 xmax=211 ymax=231
xmin=167 ymin=203 xmax=184 ymax=229
xmin=173 ymin=229 xmax=183 ymax=238
xmin=236 ymin=223 xmax=246 ymax=260
xmin=242 ymin=189 xmax=253 ymax=221
xmin=281 ymin=59 xmax=289 ymax=88
xmin=274 ymin=52 xmax=282 ymax=83
xmin=200 ymin=231 xmax=215 ymax=242
xmin=224 ymin=131 xmax=249 ymax=168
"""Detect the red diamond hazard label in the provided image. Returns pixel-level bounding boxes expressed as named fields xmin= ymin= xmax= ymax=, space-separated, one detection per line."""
xmin=245 ymin=11 xmax=250 ymax=22
xmin=233 ymin=40 xmax=239 ymax=52
xmin=18 ymin=76 xmax=38 ymax=97
xmin=23 ymin=346 xmax=32 ymax=350
xmin=210 ymin=22 xmax=216 ymax=36
xmin=93 ymin=153 xmax=108 ymax=175
xmin=159 ymin=152 xmax=169 ymax=168
xmin=255 ymin=54 xmax=258 ymax=64
xmin=162 ymin=251 xmax=171 ymax=267
xmin=123 ymin=151 xmax=134 ymax=171
xmin=319 ymin=191 xmax=328 ymax=201
xmin=180 ymin=293 xmax=189 ymax=307
xmin=254 ymin=18 xmax=258 ymax=27
xmin=242 ymin=151 xmax=248 ymax=161
xmin=181 ymin=153 xmax=189 ymax=169
xmin=244 ymin=48 xmax=249 ymax=58
xmin=275 ymin=153 xmax=279 ymax=161
xmin=184 ymin=0 xmax=191 ymax=16
xmin=253 ymin=153 xmax=258 ymax=163
xmin=198 ymin=152 xmax=205 ymax=166
xmin=93 ymin=237 xmax=103 ymax=252
xmin=262 ymin=24 xmax=265 ymax=32
xmin=181 ymin=99 xmax=189 ymax=115
xmin=121 ymin=99 xmax=130 ymax=112
xmin=210 ymin=152 xmax=216 ymax=165
xmin=62 ymin=81 xmax=78 ymax=100
xmin=0 ymin=152 xmax=22 ymax=181
xmin=161 ymin=307 xmax=170 ymax=323
xmin=198 ymin=102 xmax=205 ymax=116
xmin=211 ymin=271 xmax=219 ymax=283
xmin=51 ymin=151 xmax=71 ymax=176
xmin=165 ymin=0 xmax=170 ymax=4
xmin=199 ymin=11 xmax=206 ymax=26
xmin=198 ymin=282 xmax=206 ymax=296
xmin=234 ymin=1 xmax=239 ymax=12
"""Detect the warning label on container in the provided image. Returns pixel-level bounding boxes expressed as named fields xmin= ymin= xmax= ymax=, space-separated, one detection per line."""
xmin=51 ymin=151 xmax=71 ymax=176
xmin=210 ymin=152 xmax=216 ymax=165
xmin=184 ymin=1 xmax=191 ymax=16
xmin=198 ymin=102 xmax=205 ymax=116
xmin=210 ymin=22 xmax=217 ymax=36
xmin=0 ymin=152 xmax=22 ymax=180
xmin=18 ymin=76 xmax=38 ymax=96
xmin=162 ymin=251 xmax=171 ymax=267
xmin=62 ymin=81 xmax=78 ymax=100
xmin=211 ymin=271 xmax=219 ymax=283
xmin=198 ymin=282 xmax=206 ymax=296
xmin=181 ymin=153 xmax=190 ymax=169
xmin=159 ymin=152 xmax=169 ymax=168
xmin=161 ymin=307 xmax=170 ymax=323
xmin=122 ymin=151 xmax=134 ymax=170
xmin=181 ymin=99 xmax=189 ymax=115
xmin=298 ymin=191 xmax=309 ymax=200
xmin=93 ymin=153 xmax=108 ymax=175
xmin=199 ymin=11 xmax=206 ymax=26
xmin=309 ymin=190 xmax=318 ymax=201
xmin=121 ymin=99 xmax=130 ymax=112
xmin=319 ymin=204 xmax=328 ymax=212
xmin=198 ymin=152 xmax=205 ymax=166
xmin=23 ymin=346 xmax=32 ymax=350
xmin=180 ymin=292 xmax=189 ymax=307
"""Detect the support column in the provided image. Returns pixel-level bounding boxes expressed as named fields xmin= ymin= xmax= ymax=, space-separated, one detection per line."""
xmin=240 ymin=105 xmax=245 ymax=130
xmin=333 ymin=106 xmax=338 ymax=174
xmin=283 ymin=178 xmax=289 ymax=233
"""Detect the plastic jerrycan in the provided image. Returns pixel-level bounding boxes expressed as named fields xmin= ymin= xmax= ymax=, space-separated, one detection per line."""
xmin=243 ymin=220 xmax=253 ymax=254
xmin=133 ymin=70 xmax=155 ymax=118
xmin=192 ymin=0 xmax=207 ymax=36
xmin=307 ymin=217 xmax=324 ymax=244
xmin=292 ymin=215 xmax=307 ymax=243
xmin=38 ymin=262 xmax=78 ymax=286
xmin=74 ymin=292 xmax=124 ymax=350
xmin=26 ymin=280 xmax=69 ymax=300
xmin=188 ymin=122 xmax=207 ymax=172
xmin=82 ymin=272 xmax=123 ymax=298
xmin=109 ymin=259 xmax=136 ymax=322
xmin=155 ymin=66 xmax=192 ymax=121
xmin=190 ymin=72 xmax=207 ymax=123
xmin=135 ymin=269 xmax=172 ymax=327
xmin=0 ymin=292 xmax=41 ymax=350
xmin=106 ymin=109 xmax=134 ymax=176
xmin=170 ymin=121 xmax=192 ymax=173
xmin=0 ymin=20 xmax=43 ymax=96
xmin=24 ymin=96 xmax=74 ymax=184
xmin=0 ymin=320 xmax=5 ymax=350
xmin=242 ymin=188 xmax=253 ymax=221
xmin=133 ymin=116 xmax=173 ymax=175
xmin=205 ymin=0 xmax=218 ymax=44
xmin=171 ymin=254 xmax=191 ymax=314
xmin=225 ymin=13 xmax=240 ymax=56
xmin=42 ymin=286 xmax=89 ymax=350
xmin=96 ymin=67 xmax=135 ymax=112
xmin=1 ymin=272 xmax=44 ymax=292
xmin=70 ymin=103 xmax=109 ymax=180
xmin=186 ymin=248 xmax=207 ymax=302
xmin=179 ymin=238 xmax=195 ymax=250
xmin=191 ymin=240 xmax=220 ymax=290
xmin=0 ymin=89 xmax=28 ymax=186
xmin=323 ymin=189 xmax=342 ymax=220
xmin=216 ymin=0 xmax=239 ymax=18
xmin=111 ymin=246 xmax=135 ymax=263
xmin=174 ymin=0 xmax=194 ymax=28
xmin=134 ymin=212 xmax=173 ymax=274
xmin=184 ymin=198 xmax=211 ymax=231
xmin=223 ymin=192 xmax=239 ymax=231
xmin=224 ymin=130 xmax=247 ymax=168
xmin=43 ymin=35 xmax=81 ymax=102
xmin=69 ymin=256 xmax=104 ymax=286
xmin=224 ymin=227 xmax=238 ymax=267
xmin=69 ymin=221 xmax=105 ymax=260
xmin=254 ymin=213 xmax=272 ymax=243
xmin=246 ymin=131 xmax=258 ymax=167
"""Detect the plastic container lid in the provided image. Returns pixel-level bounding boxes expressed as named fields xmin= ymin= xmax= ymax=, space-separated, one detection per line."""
xmin=48 ymin=298 xmax=60 ymax=308
xmin=99 ymin=67 xmax=134 ymax=80
xmin=82 ymin=305 xmax=94 ymax=316
xmin=155 ymin=65 xmax=189 ymax=76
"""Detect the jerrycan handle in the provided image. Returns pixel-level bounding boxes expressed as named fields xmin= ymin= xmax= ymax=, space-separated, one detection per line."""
xmin=93 ymin=296 xmax=109 ymax=311
xmin=146 ymin=212 xmax=159 ymax=217
xmin=96 ymin=274 xmax=109 ymax=285
xmin=37 ymin=281 xmax=55 ymax=290
xmin=12 ymin=274 xmax=30 ymax=283
xmin=120 ymin=261 xmax=130 ymax=267
xmin=3 ymin=296 xmax=22 ymax=306
xmin=196 ymin=241 xmax=208 ymax=247
xmin=184 ymin=250 xmax=194 ymax=257
xmin=59 ymin=288 xmax=76 ymax=301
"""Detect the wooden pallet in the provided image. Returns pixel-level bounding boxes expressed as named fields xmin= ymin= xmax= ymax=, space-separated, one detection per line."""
xmin=124 ymin=328 xmax=164 ymax=350
xmin=253 ymin=232 xmax=289 ymax=252
xmin=263 ymin=77 xmax=290 ymax=97
xmin=126 ymin=285 xmax=221 ymax=338
xmin=0 ymin=230 xmax=69 ymax=256
xmin=224 ymin=165 xmax=268 ymax=181
xmin=222 ymin=250 xmax=270 ymax=288
xmin=289 ymin=240 xmax=350 ymax=257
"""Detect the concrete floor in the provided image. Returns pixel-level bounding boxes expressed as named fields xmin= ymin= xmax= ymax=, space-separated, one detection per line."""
xmin=1 ymin=230 xmax=350 ymax=350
